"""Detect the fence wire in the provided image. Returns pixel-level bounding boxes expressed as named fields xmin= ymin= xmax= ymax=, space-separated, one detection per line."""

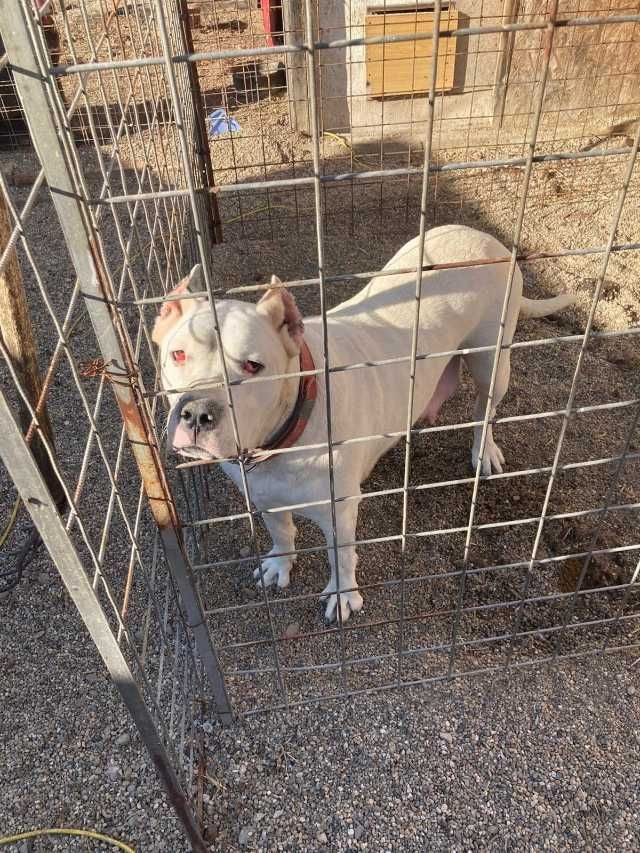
xmin=0 ymin=0 xmax=639 ymax=848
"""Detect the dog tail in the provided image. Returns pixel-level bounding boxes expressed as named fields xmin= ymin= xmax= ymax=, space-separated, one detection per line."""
xmin=519 ymin=293 xmax=576 ymax=319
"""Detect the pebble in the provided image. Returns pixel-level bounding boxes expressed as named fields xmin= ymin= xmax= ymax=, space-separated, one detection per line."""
xmin=238 ymin=826 xmax=253 ymax=845
xmin=116 ymin=733 xmax=131 ymax=747
xmin=106 ymin=762 xmax=121 ymax=783
xmin=627 ymin=686 xmax=636 ymax=696
xmin=284 ymin=622 xmax=300 ymax=639
xmin=38 ymin=572 xmax=50 ymax=586
xmin=316 ymin=831 xmax=328 ymax=844
xmin=273 ymin=809 xmax=284 ymax=819
xmin=354 ymin=824 xmax=365 ymax=840
xmin=85 ymin=672 xmax=100 ymax=684
xmin=439 ymin=731 xmax=453 ymax=744
xmin=239 ymin=546 xmax=251 ymax=558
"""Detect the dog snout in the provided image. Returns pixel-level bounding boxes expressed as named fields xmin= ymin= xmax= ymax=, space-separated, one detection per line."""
xmin=176 ymin=394 xmax=223 ymax=434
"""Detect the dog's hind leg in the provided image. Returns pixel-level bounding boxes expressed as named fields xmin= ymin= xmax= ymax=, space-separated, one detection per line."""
xmin=254 ymin=511 xmax=297 ymax=589
xmin=464 ymin=349 xmax=511 ymax=475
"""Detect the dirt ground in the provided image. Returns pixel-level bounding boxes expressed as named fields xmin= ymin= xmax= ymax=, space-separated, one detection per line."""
xmin=0 ymin=1 xmax=639 ymax=851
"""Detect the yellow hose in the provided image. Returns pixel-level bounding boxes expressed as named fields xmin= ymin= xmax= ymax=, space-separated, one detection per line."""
xmin=0 ymin=827 xmax=135 ymax=852
xmin=0 ymin=496 xmax=20 ymax=550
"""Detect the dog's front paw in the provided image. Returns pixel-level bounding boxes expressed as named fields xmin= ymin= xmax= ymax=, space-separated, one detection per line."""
xmin=321 ymin=584 xmax=363 ymax=623
xmin=254 ymin=557 xmax=292 ymax=589
xmin=471 ymin=440 xmax=505 ymax=475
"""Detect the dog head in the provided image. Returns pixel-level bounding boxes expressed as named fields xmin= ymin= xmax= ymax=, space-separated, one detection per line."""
xmin=152 ymin=266 xmax=304 ymax=459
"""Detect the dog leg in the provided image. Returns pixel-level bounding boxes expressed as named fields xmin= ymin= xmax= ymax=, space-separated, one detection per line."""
xmin=465 ymin=350 xmax=510 ymax=475
xmin=315 ymin=501 xmax=363 ymax=623
xmin=253 ymin=511 xmax=297 ymax=589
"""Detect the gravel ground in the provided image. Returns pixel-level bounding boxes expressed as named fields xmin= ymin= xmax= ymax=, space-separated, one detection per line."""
xmin=1 ymin=603 xmax=639 ymax=853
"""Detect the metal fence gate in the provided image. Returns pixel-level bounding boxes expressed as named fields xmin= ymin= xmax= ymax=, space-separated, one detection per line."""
xmin=1 ymin=0 xmax=639 ymax=849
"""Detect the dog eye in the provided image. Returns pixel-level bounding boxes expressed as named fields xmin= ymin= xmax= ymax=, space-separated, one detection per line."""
xmin=171 ymin=350 xmax=186 ymax=364
xmin=242 ymin=360 xmax=264 ymax=374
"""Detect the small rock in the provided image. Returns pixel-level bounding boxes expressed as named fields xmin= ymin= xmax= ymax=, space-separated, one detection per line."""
xmin=20 ymin=841 xmax=33 ymax=853
xmin=316 ymin=831 xmax=328 ymax=844
xmin=627 ymin=685 xmax=636 ymax=697
xmin=106 ymin=762 xmax=121 ymax=783
xmin=273 ymin=809 xmax=284 ymax=819
xmin=354 ymin=824 xmax=365 ymax=840
xmin=85 ymin=672 xmax=100 ymax=684
xmin=439 ymin=731 xmax=453 ymax=744
xmin=238 ymin=826 xmax=253 ymax=845
xmin=116 ymin=733 xmax=131 ymax=747
xmin=38 ymin=572 xmax=50 ymax=585
xmin=239 ymin=546 xmax=251 ymax=558
xmin=284 ymin=622 xmax=299 ymax=639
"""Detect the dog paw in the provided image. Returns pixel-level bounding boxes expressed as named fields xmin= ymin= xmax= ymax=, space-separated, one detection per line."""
xmin=321 ymin=585 xmax=363 ymax=623
xmin=471 ymin=440 xmax=505 ymax=475
xmin=254 ymin=557 xmax=292 ymax=589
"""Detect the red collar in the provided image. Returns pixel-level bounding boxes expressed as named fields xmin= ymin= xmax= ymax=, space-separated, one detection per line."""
xmin=240 ymin=340 xmax=317 ymax=467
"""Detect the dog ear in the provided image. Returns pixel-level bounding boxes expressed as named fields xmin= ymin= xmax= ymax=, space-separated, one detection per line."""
xmin=256 ymin=276 xmax=304 ymax=357
xmin=187 ymin=263 xmax=203 ymax=293
xmin=152 ymin=268 xmax=203 ymax=345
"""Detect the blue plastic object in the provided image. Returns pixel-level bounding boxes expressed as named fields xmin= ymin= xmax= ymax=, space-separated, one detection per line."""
xmin=207 ymin=108 xmax=241 ymax=136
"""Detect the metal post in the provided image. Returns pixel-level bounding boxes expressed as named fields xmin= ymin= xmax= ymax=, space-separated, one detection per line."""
xmin=0 ymin=390 xmax=209 ymax=853
xmin=177 ymin=0 xmax=223 ymax=244
xmin=0 ymin=0 xmax=232 ymax=725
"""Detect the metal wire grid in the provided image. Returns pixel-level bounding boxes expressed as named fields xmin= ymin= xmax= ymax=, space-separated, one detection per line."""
xmin=94 ymin=0 xmax=639 ymax=714
xmin=0 ymin=0 xmax=638 ymax=844
xmin=8 ymin=0 xmax=636 ymax=703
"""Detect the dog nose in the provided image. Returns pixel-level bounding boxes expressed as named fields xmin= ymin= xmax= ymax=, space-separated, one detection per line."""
xmin=179 ymin=397 xmax=221 ymax=432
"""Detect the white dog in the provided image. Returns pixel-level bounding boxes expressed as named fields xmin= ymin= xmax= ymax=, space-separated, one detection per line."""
xmin=153 ymin=225 xmax=574 ymax=622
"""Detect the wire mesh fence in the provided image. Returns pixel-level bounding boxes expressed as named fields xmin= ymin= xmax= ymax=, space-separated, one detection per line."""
xmin=0 ymin=0 xmax=639 ymax=848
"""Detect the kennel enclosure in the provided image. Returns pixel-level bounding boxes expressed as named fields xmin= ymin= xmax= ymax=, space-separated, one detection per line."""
xmin=0 ymin=0 xmax=639 ymax=849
